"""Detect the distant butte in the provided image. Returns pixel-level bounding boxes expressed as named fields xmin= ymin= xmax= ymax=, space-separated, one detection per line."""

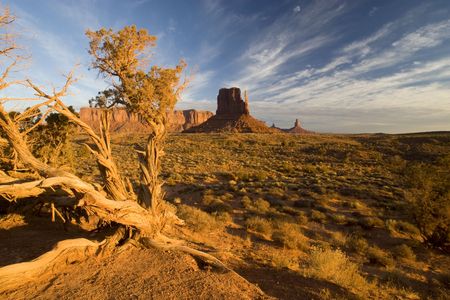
xmin=184 ymin=87 xmax=279 ymax=133
xmin=79 ymin=107 xmax=213 ymax=133
xmin=285 ymin=118 xmax=314 ymax=134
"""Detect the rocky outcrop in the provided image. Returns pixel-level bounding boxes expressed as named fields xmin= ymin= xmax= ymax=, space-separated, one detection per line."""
xmin=184 ymin=87 xmax=278 ymax=133
xmin=285 ymin=118 xmax=314 ymax=134
xmin=79 ymin=107 xmax=213 ymax=133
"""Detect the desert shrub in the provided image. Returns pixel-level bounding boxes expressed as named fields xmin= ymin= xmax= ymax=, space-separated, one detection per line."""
xmin=165 ymin=173 xmax=182 ymax=185
xmin=254 ymin=198 xmax=270 ymax=213
xmin=382 ymin=269 xmax=412 ymax=289
xmin=253 ymin=170 xmax=268 ymax=181
xmin=202 ymin=195 xmax=233 ymax=213
xmin=330 ymin=231 xmax=348 ymax=247
xmin=329 ymin=213 xmax=348 ymax=225
xmin=342 ymin=200 xmax=362 ymax=209
xmin=234 ymin=170 xmax=268 ymax=182
xmin=272 ymin=222 xmax=308 ymax=250
xmin=234 ymin=171 xmax=252 ymax=181
xmin=31 ymin=109 xmax=78 ymax=168
xmin=347 ymin=235 xmax=369 ymax=254
xmin=245 ymin=216 xmax=273 ymax=236
xmin=211 ymin=201 xmax=233 ymax=213
xmin=315 ymin=205 xmax=328 ymax=213
xmin=241 ymin=196 xmax=270 ymax=213
xmin=177 ymin=205 xmax=226 ymax=233
xmin=310 ymin=210 xmax=327 ymax=224
xmin=212 ymin=211 xmax=233 ymax=224
xmin=268 ymin=187 xmax=286 ymax=200
xmin=241 ymin=195 xmax=252 ymax=209
xmin=305 ymin=247 xmax=369 ymax=296
xmin=367 ymin=246 xmax=395 ymax=268
xmin=293 ymin=199 xmax=315 ymax=208
xmin=386 ymin=219 xmax=420 ymax=236
xmin=269 ymin=249 xmax=299 ymax=270
xmin=404 ymin=162 xmax=450 ymax=248
xmin=359 ymin=216 xmax=384 ymax=229
xmin=220 ymin=193 xmax=234 ymax=201
xmin=344 ymin=216 xmax=359 ymax=226
xmin=392 ymin=244 xmax=416 ymax=261
xmin=312 ymin=184 xmax=326 ymax=195
xmin=297 ymin=211 xmax=308 ymax=225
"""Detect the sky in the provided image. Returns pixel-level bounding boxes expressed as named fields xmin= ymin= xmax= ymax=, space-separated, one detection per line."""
xmin=1 ymin=0 xmax=450 ymax=133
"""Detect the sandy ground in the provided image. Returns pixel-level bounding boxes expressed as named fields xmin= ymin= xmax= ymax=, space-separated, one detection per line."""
xmin=0 ymin=214 xmax=270 ymax=300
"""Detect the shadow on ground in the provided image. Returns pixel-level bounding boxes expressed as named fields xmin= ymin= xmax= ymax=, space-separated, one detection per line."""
xmin=0 ymin=213 xmax=103 ymax=267
xmin=237 ymin=265 xmax=358 ymax=300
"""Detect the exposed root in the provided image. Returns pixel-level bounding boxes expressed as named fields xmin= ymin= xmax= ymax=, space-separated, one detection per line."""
xmin=0 ymin=238 xmax=104 ymax=293
xmin=140 ymin=235 xmax=229 ymax=271
xmin=139 ymin=234 xmax=260 ymax=290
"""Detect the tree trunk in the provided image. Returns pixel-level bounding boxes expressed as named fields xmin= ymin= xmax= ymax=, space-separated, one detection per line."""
xmin=137 ymin=122 xmax=165 ymax=213
xmin=93 ymin=110 xmax=130 ymax=201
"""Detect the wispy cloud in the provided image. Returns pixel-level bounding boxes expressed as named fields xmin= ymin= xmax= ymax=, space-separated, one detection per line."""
xmin=222 ymin=2 xmax=450 ymax=133
xmin=181 ymin=70 xmax=215 ymax=103
xmin=227 ymin=0 xmax=348 ymax=91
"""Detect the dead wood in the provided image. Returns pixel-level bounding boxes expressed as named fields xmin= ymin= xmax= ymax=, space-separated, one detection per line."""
xmin=26 ymin=79 xmax=132 ymax=201
xmin=0 ymin=238 xmax=103 ymax=292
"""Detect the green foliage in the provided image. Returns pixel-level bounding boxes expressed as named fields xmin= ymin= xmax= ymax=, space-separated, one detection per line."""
xmin=86 ymin=25 xmax=186 ymax=124
xmin=89 ymin=89 xmax=123 ymax=108
xmin=31 ymin=107 xmax=78 ymax=168
xmin=403 ymin=161 xmax=450 ymax=248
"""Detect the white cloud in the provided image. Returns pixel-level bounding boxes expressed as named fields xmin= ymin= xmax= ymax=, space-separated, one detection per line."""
xmin=228 ymin=0 xmax=347 ymax=92
xmin=241 ymin=16 xmax=450 ymax=132
xmin=293 ymin=6 xmax=301 ymax=14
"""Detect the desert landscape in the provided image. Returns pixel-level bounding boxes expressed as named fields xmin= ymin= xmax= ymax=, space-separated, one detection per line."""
xmin=1 ymin=1 xmax=450 ymax=300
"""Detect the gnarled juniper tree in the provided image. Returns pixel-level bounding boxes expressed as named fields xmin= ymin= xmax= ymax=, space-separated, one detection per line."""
xmin=86 ymin=26 xmax=187 ymax=212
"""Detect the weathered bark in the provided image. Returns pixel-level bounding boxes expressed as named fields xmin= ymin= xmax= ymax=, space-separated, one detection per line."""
xmin=82 ymin=109 xmax=131 ymax=201
xmin=136 ymin=122 xmax=165 ymax=213
xmin=0 ymin=238 xmax=102 ymax=292
xmin=0 ymin=104 xmax=75 ymax=179
xmin=0 ymin=179 xmax=44 ymax=200
xmin=0 ymin=176 xmax=161 ymax=234
xmin=27 ymin=80 xmax=132 ymax=201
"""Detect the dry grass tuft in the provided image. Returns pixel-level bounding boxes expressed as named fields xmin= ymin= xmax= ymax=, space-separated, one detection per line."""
xmin=245 ymin=216 xmax=273 ymax=237
xmin=272 ymin=222 xmax=309 ymax=250
xmin=177 ymin=205 xmax=227 ymax=233
xmin=304 ymin=247 xmax=371 ymax=296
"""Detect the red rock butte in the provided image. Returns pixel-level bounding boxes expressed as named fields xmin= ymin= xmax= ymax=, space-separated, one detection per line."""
xmin=216 ymin=87 xmax=249 ymax=117
xmin=79 ymin=107 xmax=213 ymax=133
xmin=184 ymin=87 xmax=278 ymax=133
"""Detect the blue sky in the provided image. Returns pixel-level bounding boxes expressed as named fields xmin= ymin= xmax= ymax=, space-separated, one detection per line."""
xmin=2 ymin=0 xmax=450 ymax=133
